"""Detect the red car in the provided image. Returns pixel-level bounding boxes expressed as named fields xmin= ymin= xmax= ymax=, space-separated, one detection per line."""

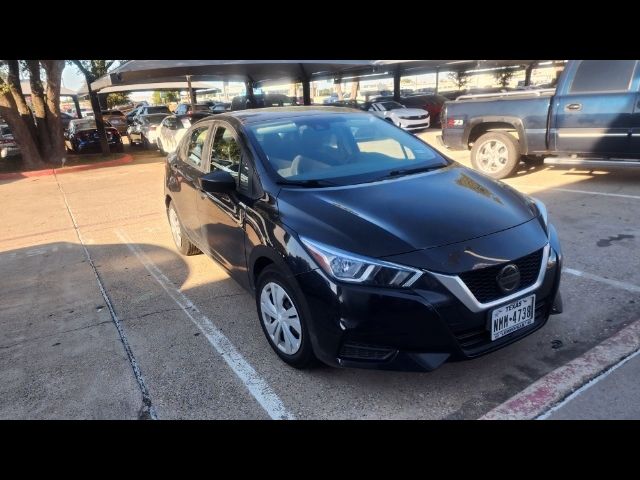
xmin=398 ymin=94 xmax=447 ymax=127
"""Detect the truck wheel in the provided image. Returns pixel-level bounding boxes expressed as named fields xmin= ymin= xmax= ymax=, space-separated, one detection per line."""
xmin=470 ymin=132 xmax=521 ymax=179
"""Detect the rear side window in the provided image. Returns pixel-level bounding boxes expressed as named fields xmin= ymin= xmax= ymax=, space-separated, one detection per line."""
xmin=570 ymin=60 xmax=637 ymax=93
xmin=185 ymin=126 xmax=209 ymax=169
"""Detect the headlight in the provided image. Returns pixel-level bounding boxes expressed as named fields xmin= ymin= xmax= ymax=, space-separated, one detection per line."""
xmin=529 ymin=197 xmax=548 ymax=233
xmin=299 ymin=237 xmax=423 ymax=288
xmin=547 ymin=248 xmax=557 ymax=269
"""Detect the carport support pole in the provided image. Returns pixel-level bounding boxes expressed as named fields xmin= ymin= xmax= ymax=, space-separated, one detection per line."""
xmin=245 ymin=79 xmax=257 ymax=108
xmin=393 ymin=67 xmax=401 ymax=101
xmin=435 ymin=69 xmax=439 ymax=94
xmin=524 ymin=62 xmax=535 ymax=87
xmin=187 ymin=75 xmax=196 ymax=111
xmin=302 ymin=78 xmax=311 ymax=106
xmin=72 ymin=95 xmax=82 ymax=118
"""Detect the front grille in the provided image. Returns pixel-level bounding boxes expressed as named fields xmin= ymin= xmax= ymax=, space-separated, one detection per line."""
xmin=404 ymin=114 xmax=428 ymax=120
xmin=453 ymin=299 xmax=547 ymax=352
xmin=339 ymin=342 xmax=396 ymax=361
xmin=459 ymin=249 xmax=543 ymax=303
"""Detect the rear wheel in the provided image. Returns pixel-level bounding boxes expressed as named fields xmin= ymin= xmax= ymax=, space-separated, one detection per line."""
xmin=167 ymin=201 xmax=200 ymax=256
xmin=470 ymin=131 xmax=520 ymax=179
xmin=141 ymin=135 xmax=150 ymax=150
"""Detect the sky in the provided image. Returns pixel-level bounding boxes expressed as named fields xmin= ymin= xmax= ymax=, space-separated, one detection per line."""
xmin=61 ymin=64 xmax=84 ymax=91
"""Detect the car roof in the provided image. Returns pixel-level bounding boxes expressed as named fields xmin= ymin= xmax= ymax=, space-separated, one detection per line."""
xmin=212 ymin=106 xmax=369 ymax=125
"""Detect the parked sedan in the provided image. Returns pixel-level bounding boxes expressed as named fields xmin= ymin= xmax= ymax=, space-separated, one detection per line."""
xmin=1 ymin=124 xmax=20 ymax=159
xmin=364 ymin=100 xmax=430 ymax=131
xmin=64 ymin=118 xmax=123 ymax=153
xmin=127 ymin=113 xmax=168 ymax=148
xmin=100 ymin=109 xmax=128 ymax=135
xmin=164 ymin=107 xmax=563 ymax=371
xmin=156 ymin=112 xmax=213 ymax=154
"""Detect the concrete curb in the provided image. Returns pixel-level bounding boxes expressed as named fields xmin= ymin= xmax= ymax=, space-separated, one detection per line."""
xmin=480 ymin=319 xmax=640 ymax=420
xmin=0 ymin=154 xmax=134 ymax=180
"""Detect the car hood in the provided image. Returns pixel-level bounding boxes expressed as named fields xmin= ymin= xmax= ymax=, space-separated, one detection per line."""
xmin=277 ymin=164 xmax=538 ymax=258
xmin=392 ymin=108 xmax=429 ymax=117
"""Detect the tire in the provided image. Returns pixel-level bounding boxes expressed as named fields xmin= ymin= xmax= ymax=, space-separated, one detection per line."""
xmin=470 ymin=131 xmax=521 ymax=179
xmin=141 ymin=135 xmax=149 ymax=150
xmin=157 ymin=138 xmax=165 ymax=154
xmin=167 ymin=201 xmax=200 ymax=256
xmin=255 ymin=265 xmax=317 ymax=369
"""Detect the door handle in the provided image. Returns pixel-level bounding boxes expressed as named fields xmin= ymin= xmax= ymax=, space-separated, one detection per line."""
xmin=565 ymin=103 xmax=582 ymax=111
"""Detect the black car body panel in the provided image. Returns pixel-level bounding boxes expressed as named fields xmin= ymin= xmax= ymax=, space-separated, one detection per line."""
xmin=277 ymin=165 xmax=537 ymax=258
xmin=164 ymin=107 xmax=562 ymax=371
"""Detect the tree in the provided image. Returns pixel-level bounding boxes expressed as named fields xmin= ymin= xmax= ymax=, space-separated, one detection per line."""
xmin=0 ymin=59 xmax=65 ymax=169
xmin=448 ymin=70 xmax=470 ymax=91
xmin=165 ymin=91 xmax=179 ymax=103
xmin=151 ymin=90 xmax=179 ymax=105
xmin=494 ymin=67 xmax=516 ymax=88
xmin=71 ymin=60 xmax=126 ymax=154
xmin=107 ymin=92 xmax=130 ymax=108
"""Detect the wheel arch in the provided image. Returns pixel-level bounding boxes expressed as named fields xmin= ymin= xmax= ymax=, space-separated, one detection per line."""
xmin=464 ymin=116 xmax=527 ymax=154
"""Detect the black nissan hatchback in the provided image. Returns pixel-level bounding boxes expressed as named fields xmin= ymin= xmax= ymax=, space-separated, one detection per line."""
xmin=164 ymin=107 xmax=563 ymax=371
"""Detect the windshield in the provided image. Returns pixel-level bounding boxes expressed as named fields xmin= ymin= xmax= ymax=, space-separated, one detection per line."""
xmin=247 ymin=113 xmax=448 ymax=185
xmin=377 ymin=101 xmax=405 ymax=111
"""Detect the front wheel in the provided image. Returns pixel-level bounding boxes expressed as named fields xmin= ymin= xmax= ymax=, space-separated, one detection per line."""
xmin=256 ymin=265 xmax=317 ymax=369
xmin=470 ymin=131 xmax=521 ymax=179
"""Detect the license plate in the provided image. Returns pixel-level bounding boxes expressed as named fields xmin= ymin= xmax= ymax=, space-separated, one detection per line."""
xmin=490 ymin=294 xmax=535 ymax=341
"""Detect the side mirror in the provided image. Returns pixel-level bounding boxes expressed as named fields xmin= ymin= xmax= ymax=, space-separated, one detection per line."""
xmin=200 ymin=170 xmax=236 ymax=193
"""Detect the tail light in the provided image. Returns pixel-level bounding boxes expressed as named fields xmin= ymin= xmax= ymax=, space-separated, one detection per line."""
xmin=148 ymin=126 xmax=157 ymax=131
xmin=107 ymin=128 xmax=120 ymax=137
xmin=0 ymin=138 xmax=11 ymax=145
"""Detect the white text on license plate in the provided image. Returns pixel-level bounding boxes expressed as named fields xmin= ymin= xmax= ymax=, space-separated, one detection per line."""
xmin=490 ymin=294 xmax=535 ymax=341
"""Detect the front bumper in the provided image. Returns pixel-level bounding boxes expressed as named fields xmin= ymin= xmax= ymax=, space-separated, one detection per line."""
xmin=399 ymin=118 xmax=431 ymax=131
xmin=294 ymin=243 xmax=562 ymax=372
xmin=1 ymin=146 xmax=20 ymax=158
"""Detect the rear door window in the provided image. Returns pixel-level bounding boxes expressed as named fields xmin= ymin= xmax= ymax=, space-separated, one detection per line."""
xmin=570 ymin=60 xmax=637 ymax=93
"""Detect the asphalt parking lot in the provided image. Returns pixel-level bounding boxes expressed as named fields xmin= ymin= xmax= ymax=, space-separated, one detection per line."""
xmin=1 ymin=133 xmax=638 ymax=419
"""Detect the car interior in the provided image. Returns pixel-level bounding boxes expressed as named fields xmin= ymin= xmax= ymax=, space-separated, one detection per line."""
xmin=251 ymin=117 xmax=438 ymax=181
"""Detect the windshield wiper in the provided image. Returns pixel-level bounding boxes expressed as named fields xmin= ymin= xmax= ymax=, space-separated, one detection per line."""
xmin=379 ymin=165 xmax=444 ymax=180
xmin=277 ymin=179 xmax=335 ymax=187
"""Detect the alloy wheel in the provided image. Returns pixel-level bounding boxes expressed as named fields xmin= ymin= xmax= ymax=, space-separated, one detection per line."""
xmin=476 ymin=139 xmax=509 ymax=173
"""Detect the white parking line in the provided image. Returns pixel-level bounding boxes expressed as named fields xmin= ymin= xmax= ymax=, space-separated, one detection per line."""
xmin=564 ymin=268 xmax=640 ymax=293
xmin=513 ymin=185 xmax=640 ymax=201
xmin=115 ymin=229 xmax=295 ymax=420
xmin=536 ymin=343 xmax=640 ymax=419
xmin=481 ymin=318 xmax=640 ymax=420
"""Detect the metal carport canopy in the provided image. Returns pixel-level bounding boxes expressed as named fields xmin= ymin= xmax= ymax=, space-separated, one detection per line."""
xmin=76 ymin=80 xmax=219 ymax=97
xmin=88 ymin=60 xmax=540 ymax=91
xmin=85 ymin=60 xmax=543 ymax=105
xmin=89 ymin=60 xmax=381 ymax=92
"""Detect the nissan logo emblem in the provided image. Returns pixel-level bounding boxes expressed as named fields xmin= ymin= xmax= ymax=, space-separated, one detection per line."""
xmin=497 ymin=264 xmax=521 ymax=293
